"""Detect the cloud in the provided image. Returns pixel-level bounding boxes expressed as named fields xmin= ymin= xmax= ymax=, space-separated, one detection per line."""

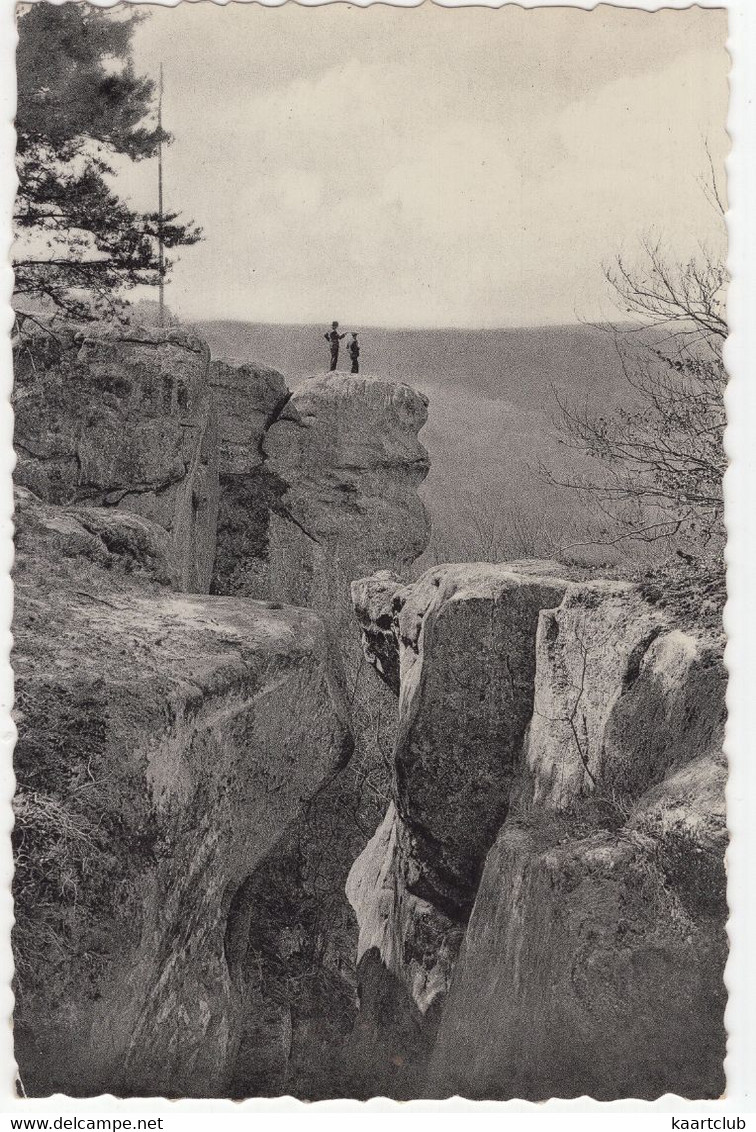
xmin=120 ymin=4 xmax=727 ymax=328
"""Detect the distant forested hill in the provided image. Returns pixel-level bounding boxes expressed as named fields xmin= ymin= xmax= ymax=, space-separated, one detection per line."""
xmin=197 ymin=320 xmax=643 ymax=568
xmin=197 ymin=320 xmax=629 ymax=404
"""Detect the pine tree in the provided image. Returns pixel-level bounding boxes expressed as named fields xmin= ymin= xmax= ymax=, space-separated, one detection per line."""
xmin=14 ymin=3 xmax=201 ymax=321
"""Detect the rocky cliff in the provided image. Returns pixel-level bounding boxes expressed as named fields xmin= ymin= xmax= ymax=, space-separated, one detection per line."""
xmin=12 ymin=331 xmax=433 ymax=1098
xmin=13 ymin=487 xmax=353 ymax=1097
xmin=14 ymin=323 xmax=219 ymax=592
xmin=349 ymin=564 xmax=727 ymax=1099
xmin=13 ymin=320 xmax=726 ymax=1101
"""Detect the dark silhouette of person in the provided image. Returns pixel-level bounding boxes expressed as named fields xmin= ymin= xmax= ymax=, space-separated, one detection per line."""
xmin=348 ymin=332 xmax=360 ymax=374
xmin=324 ymin=321 xmax=346 ymax=371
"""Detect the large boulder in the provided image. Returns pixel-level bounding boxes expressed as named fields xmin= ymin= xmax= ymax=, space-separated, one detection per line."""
xmin=13 ymin=323 xmax=219 ymax=592
xmin=12 ymin=490 xmax=354 ymax=1098
xmin=262 ymin=374 xmax=431 ymax=611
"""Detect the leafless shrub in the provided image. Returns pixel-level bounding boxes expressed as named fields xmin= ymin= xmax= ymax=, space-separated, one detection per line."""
xmin=544 ymin=236 xmax=726 ymax=555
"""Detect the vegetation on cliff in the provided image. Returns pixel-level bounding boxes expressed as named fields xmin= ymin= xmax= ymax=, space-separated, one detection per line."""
xmin=549 ymin=236 xmax=726 ymax=559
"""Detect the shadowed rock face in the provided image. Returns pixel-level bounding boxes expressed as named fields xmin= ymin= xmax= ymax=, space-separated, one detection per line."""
xmin=209 ymin=359 xmax=290 ymax=598
xmin=13 ymin=490 xmax=353 ymax=1098
xmin=263 ymin=374 xmax=431 ymax=611
xmin=14 ymin=324 xmax=219 ymax=592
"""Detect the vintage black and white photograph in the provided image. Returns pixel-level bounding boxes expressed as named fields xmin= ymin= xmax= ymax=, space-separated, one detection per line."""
xmin=9 ymin=0 xmax=729 ymax=1101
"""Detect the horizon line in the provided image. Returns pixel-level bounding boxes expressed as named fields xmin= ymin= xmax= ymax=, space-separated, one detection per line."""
xmin=191 ymin=316 xmax=633 ymax=333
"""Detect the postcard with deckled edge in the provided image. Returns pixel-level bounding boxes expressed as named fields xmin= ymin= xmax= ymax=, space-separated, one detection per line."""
xmin=3 ymin=0 xmax=752 ymax=1109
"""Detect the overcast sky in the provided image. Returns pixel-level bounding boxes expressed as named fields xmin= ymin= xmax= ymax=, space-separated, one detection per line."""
xmin=117 ymin=3 xmax=728 ymax=329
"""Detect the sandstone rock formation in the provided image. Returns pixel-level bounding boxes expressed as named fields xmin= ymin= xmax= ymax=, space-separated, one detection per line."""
xmin=349 ymin=562 xmax=573 ymax=956
xmin=207 ymin=371 xmax=432 ymax=1097
xmin=209 ymin=370 xmax=430 ymax=615
xmin=389 ymin=563 xmax=573 ymax=912
xmin=346 ymin=802 xmax=464 ymax=1022
xmin=526 ymin=585 xmax=727 ymax=810
xmin=13 ymin=316 xmax=726 ymax=1101
xmin=13 ymin=487 xmax=353 ymax=1097
xmin=349 ymin=564 xmax=727 ymax=1100
xmin=525 ymin=581 xmax=670 ymax=808
xmin=263 ymin=374 xmax=430 ymax=611
xmin=349 ymin=569 xmax=409 ymax=694
xmin=14 ymin=323 xmax=219 ymax=592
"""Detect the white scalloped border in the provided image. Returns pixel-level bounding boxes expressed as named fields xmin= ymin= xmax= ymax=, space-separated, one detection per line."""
xmin=0 ymin=0 xmax=752 ymax=1119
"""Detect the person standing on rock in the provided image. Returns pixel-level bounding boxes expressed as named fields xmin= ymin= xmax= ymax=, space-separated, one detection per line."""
xmin=347 ymin=332 xmax=360 ymax=374
xmin=324 ymin=321 xmax=346 ymax=371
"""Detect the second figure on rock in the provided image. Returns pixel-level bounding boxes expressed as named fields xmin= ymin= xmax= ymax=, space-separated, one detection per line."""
xmin=324 ymin=321 xmax=346 ymax=371
xmin=348 ymin=332 xmax=360 ymax=374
